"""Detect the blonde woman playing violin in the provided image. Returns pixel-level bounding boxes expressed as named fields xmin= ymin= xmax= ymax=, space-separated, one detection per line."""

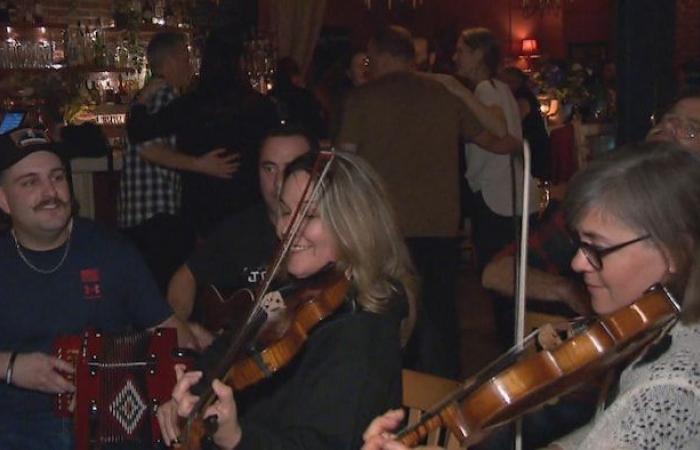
xmin=157 ymin=151 xmax=418 ymax=450
xmin=363 ymin=141 xmax=700 ymax=450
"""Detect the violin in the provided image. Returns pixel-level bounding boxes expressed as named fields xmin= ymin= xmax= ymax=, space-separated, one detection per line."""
xmin=175 ymin=151 xmax=350 ymax=449
xmin=395 ymin=284 xmax=681 ymax=447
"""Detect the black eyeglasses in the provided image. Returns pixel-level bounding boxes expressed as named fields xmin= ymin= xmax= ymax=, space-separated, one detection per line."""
xmin=574 ymin=234 xmax=650 ymax=271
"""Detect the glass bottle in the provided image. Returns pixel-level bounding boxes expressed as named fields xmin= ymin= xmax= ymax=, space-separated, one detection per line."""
xmin=142 ymin=0 xmax=154 ymax=25
xmin=154 ymin=0 xmax=165 ymax=25
xmin=33 ymin=1 xmax=42 ymax=24
xmin=0 ymin=2 xmax=10 ymax=23
xmin=6 ymin=1 xmax=16 ymax=23
xmin=93 ymin=24 xmax=105 ymax=67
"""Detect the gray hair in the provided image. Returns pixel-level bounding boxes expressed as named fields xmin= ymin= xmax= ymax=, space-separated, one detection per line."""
xmin=564 ymin=141 xmax=700 ymax=323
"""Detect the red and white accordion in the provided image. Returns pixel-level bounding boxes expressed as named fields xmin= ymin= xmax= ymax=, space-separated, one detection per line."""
xmin=55 ymin=328 xmax=191 ymax=450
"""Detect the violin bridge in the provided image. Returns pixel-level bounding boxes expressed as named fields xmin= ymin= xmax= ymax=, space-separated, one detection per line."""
xmin=537 ymin=324 xmax=563 ymax=351
xmin=261 ymin=291 xmax=287 ymax=320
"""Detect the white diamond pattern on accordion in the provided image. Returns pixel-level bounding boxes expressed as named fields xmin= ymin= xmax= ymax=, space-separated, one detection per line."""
xmin=109 ymin=379 xmax=148 ymax=435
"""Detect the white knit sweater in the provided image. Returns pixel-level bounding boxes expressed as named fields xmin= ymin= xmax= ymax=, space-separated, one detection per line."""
xmin=555 ymin=322 xmax=700 ymax=450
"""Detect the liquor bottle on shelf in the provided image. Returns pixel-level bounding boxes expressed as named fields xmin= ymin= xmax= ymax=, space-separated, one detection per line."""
xmin=130 ymin=0 xmax=142 ymax=22
xmin=0 ymin=2 xmax=9 ymax=23
xmin=81 ymin=21 xmax=95 ymax=68
xmin=93 ymin=25 xmax=106 ymax=68
xmin=65 ymin=24 xmax=82 ymax=66
xmin=33 ymin=1 xmax=43 ymax=24
xmin=142 ymin=0 xmax=154 ymax=25
xmin=165 ymin=2 xmax=176 ymax=27
xmin=154 ymin=0 xmax=165 ymax=25
xmin=118 ymin=74 xmax=130 ymax=104
xmin=21 ymin=0 xmax=32 ymax=23
xmin=6 ymin=1 xmax=16 ymax=23
xmin=84 ymin=79 xmax=98 ymax=105
xmin=115 ymin=42 xmax=128 ymax=69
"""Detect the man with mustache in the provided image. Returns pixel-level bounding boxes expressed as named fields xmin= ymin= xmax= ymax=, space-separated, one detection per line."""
xmin=0 ymin=128 xmax=194 ymax=450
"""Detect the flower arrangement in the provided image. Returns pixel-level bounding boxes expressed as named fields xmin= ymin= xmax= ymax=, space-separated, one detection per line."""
xmin=528 ymin=60 xmax=614 ymax=122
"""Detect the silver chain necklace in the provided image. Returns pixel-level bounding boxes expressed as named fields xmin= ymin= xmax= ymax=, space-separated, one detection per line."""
xmin=11 ymin=226 xmax=73 ymax=275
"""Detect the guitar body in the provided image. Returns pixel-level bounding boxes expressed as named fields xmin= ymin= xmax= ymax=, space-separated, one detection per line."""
xmin=195 ymin=285 xmax=256 ymax=333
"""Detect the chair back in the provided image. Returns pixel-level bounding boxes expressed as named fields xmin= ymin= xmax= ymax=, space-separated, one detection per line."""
xmin=402 ymin=369 xmax=464 ymax=449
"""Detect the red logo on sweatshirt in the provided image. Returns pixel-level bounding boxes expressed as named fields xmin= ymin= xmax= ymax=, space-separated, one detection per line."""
xmin=80 ymin=268 xmax=102 ymax=300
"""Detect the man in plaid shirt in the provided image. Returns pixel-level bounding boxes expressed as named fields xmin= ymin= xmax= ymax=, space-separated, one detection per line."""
xmin=119 ymin=32 xmax=237 ymax=292
xmin=482 ymin=201 xmax=590 ymax=321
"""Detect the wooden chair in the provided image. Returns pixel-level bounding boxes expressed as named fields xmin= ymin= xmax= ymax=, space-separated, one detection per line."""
xmin=402 ymin=369 xmax=464 ymax=449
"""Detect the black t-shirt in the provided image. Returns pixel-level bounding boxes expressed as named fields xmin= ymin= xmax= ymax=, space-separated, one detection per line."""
xmin=0 ymin=218 xmax=172 ymax=416
xmin=187 ymin=203 xmax=276 ymax=291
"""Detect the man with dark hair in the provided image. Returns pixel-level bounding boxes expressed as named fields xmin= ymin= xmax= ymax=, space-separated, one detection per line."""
xmin=0 ymin=128 xmax=194 ymax=449
xmin=338 ymin=25 xmax=520 ymax=378
xmin=166 ymin=126 xmax=314 ymax=333
xmin=119 ymin=31 xmax=238 ymax=293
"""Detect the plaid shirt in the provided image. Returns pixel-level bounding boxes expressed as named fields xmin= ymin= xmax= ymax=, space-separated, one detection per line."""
xmin=118 ymin=84 xmax=182 ymax=228
xmin=495 ymin=201 xmax=576 ymax=277
xmin=493 ymin=201 xmax=582 ymax=317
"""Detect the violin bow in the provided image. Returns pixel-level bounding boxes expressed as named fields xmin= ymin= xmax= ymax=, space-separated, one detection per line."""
xmin=513 ymin=140 xmax=532 ymax=450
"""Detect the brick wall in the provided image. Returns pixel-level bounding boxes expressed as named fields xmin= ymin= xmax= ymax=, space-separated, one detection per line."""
xmin=33 ymin=0 xmax=113 ymax=25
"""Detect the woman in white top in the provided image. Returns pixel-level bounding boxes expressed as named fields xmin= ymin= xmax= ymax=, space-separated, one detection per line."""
xmin=453 ymin=27 xmax=540 ymax=349
xmin=455 ymin=27 xmax=538 ymax=269
xmin=362 ymin=141 xmax=700 ymax=450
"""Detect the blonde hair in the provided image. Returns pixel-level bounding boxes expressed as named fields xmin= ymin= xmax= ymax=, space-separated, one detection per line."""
xmin=285 ymin=151 xmax=418 ymax=342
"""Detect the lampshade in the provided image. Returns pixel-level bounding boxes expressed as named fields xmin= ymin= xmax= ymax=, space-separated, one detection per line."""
xmin=522 ymin=39 xmax=539 ymax=56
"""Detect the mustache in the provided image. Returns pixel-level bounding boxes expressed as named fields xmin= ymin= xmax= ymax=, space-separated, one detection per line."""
xmin=34 ymin=197 xmax=68 ymax=211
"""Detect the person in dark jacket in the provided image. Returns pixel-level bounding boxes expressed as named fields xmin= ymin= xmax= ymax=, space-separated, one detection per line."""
xmin=501 ymin=66 xmax=552 ymax=181
xmin=127 ymin=29 xmax=279 ymax=237
xmin=268 ymin=56 xmax=328 ymax=140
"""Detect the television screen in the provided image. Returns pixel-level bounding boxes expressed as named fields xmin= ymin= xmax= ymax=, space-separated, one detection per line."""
xmin=0 ymin=111 xmax=26 ymax=135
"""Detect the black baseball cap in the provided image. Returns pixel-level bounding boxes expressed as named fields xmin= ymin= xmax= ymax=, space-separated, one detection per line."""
xmin=0 ymin=128 xmax=57 ymax=172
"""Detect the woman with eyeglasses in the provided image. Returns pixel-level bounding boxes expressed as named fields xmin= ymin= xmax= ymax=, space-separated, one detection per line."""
xmin=362 ymin=141 xmax=700 ymax=450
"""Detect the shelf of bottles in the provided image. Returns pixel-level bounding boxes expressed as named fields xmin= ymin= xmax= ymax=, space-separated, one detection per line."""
xmin=1 ymin=22 xmax=147 ymax=110
xmin=0 ymin=0 xmax=199 ymax=114
xmin=244 ymin=34 xmax=276 ymax=95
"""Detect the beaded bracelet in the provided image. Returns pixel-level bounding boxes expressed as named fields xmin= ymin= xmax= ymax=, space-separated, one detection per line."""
xmin=5 ymin=351 xmax=17 ymax=385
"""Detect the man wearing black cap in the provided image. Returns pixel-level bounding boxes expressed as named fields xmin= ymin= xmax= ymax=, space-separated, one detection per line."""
xmin=0 ymin=128 xmax=193 ymax=449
